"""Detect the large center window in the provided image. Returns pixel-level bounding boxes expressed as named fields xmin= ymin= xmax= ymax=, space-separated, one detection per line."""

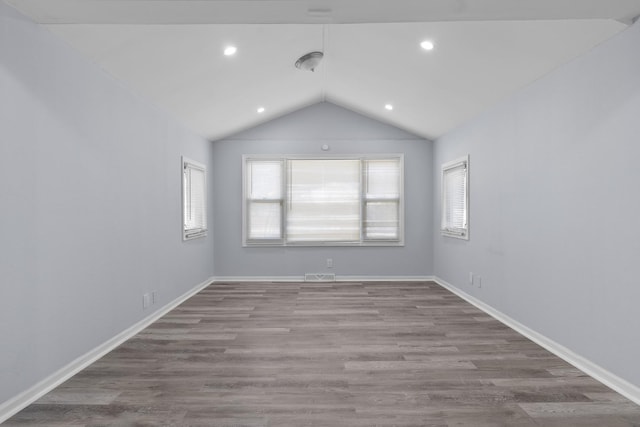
xmin=243 ymin=155 xmax=404 ymax=246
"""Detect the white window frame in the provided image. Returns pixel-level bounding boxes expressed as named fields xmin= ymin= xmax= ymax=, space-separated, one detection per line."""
xmin=242 ymin=154 xmax=404 ymax=247
xmin=362 ymin=158 xmax=403 ymax=242
xmin=243 ymin=158 xmax=285 ymax=245
xmin=182 ymin=156 xmax=207 ymax=241
xmin=441 ymin=155 xmax=469 ymax=240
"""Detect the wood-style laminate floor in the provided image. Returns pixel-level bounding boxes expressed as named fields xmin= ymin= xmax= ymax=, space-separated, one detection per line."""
xmin=5 ymin=281 xmax=640 ymax=426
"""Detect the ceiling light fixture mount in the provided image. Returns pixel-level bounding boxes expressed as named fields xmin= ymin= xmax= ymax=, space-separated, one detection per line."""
xmin=295 ymin=51 xmax=324 ymax=72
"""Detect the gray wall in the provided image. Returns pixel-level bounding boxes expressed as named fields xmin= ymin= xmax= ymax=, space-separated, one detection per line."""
xmin=4 ymin=0 xmax=638 ymax=407
xmin=212 ymin=102 xmax=433 ymax=278
xmin=433 ymin=22 xmax=640 ymax=388
xmin=0 ymin=3 xmax=214 ymax=404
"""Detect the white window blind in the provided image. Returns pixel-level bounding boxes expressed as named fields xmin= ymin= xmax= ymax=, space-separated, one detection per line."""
xmin=363 ymin=159 xmax=401 ymax=240
xmin=288 ymin=159 xmax=361 ymax=242
xmin=243 ymin=155 xmax=403 ymax=246
xmin=441 ymin=156 xmax=469 ymax=239
xmin=246 ymin=159 xmax=283 ymax=242
xmin=183 ymin=157 xmax=207 ymax=240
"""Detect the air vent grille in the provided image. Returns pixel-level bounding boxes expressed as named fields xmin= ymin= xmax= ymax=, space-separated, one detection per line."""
xmin=304 ymin=273 xmax=336 ymax=282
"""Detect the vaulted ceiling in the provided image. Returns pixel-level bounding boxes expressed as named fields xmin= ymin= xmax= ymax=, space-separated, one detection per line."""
xmin=6 ymin=0 xmax=640 ymax=141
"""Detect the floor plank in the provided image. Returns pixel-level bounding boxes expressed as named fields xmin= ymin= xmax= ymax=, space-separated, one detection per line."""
xmin=5 ymin=281 xmax=640 ymax=426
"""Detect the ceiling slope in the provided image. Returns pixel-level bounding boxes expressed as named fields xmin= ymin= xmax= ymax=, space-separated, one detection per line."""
xmin=5 ymin=0 xmax=640 ymax=140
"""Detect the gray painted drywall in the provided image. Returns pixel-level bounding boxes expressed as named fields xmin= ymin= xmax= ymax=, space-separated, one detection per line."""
xmin=433 ymin=22 xmax=640 ymax=388
xmin=0 ymin=3 xmax=214 ymax=405
xmin=212 ymin=102 xmax=433 ymax=278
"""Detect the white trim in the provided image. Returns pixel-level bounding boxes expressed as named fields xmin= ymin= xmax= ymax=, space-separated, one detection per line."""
xmin=212 ymin=275 xmax=435 ymax=283
xmin=432 ymin=276 xmax=640 ymax=406
xmin=0 ymin=277 xmax=214 ymax=424
xmin=213 ymin=276 xmax=306 ymax=283
xmin=337 ymin=275 xmax=435 ymax=282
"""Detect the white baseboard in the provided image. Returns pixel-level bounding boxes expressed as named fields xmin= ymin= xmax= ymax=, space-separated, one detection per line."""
xmin=0 ymin=276 xmax=214 ymax=424
xmin=432 ymin=276 xmax=640 ymax=406
xmin=213 ymin=276 xmax=305 ymax=282
xmin=337 ymin=275 xmax=435 ymax=282
xmin=212 ymin=275 xmax=435 ymax=283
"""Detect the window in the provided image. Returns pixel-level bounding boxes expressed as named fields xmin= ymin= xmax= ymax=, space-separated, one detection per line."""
xmin=441 ymin=155 xmax=469 ymax=239
xmin=182 ymin=157 xmax=207 ymax=240
xmin=363 ymin=159 xmax=401 ymax=240
xmin=288 ymin=159 xmax=361 ymax=242
xmin=245 ymin=159 xmax=283 ymax=242
xmin=243 ymin=155 xmax=403 ymax=246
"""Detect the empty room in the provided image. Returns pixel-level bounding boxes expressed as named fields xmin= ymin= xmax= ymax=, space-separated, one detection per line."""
xmin=2 ymin=0 xmax=640 ymax=425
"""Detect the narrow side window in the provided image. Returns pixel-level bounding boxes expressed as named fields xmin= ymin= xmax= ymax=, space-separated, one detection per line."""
xmin=363 ymin=158 xmax=402 ymax=241
xmin=244 ymin=158 xmax=284 ymax=244
xmin=441 ymin=156 xmax=469 ymax=240
xmin=183 ymin=157 xmax=207 ymax=240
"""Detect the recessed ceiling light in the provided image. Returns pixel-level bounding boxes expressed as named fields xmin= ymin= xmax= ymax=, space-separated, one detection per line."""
xmin=385 ymin=104 xmax=394 ymax=111
xmin=257 ymin=107 xmax=265 ymax=114
xmin=224 ymin=46 xmax=237 ymax=56
xmin=420 ymin=40 xmax=435 ymax=51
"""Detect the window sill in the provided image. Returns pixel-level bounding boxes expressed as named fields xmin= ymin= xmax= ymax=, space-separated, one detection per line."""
xmin=441 ymin=229 xmax=468 ymax=240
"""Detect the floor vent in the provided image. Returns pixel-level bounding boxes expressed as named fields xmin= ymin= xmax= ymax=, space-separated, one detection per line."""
xmin=304 ymin=273 xmax=336 ymax=282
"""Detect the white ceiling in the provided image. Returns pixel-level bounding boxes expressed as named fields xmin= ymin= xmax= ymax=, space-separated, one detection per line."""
xmin=5 ymin=0 xmax=640 ymax=141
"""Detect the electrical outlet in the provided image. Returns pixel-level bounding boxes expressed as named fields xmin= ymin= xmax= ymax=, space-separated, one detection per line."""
xmin=152 ymin=290 xmax=158 ymax=305
xmin=327 ymin=258 xmax=333 ymax=268
xmin=469 ymin=272 xmax=474 ymax=284
xmin=476 ymin=276 xmax=482 ymax=288
xmin=143 ymin=293 xmax=150 ymax=310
